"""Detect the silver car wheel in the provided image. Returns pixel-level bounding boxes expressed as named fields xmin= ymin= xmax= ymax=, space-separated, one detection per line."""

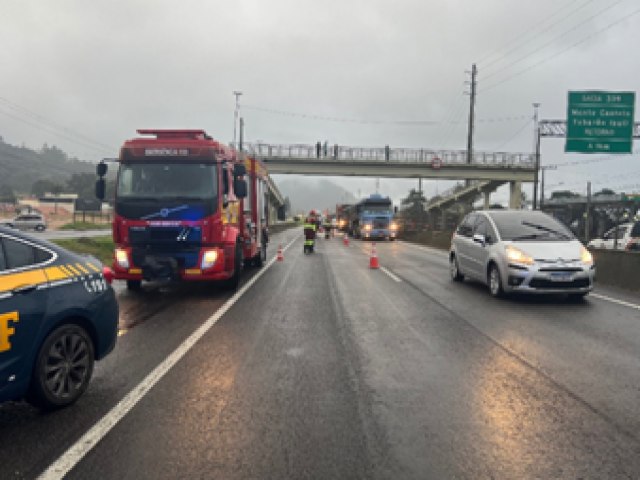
xmin=450 ymin=256 xmax=463 ymax=281
xmin=489 ymin=265 xmax=502 ymax=297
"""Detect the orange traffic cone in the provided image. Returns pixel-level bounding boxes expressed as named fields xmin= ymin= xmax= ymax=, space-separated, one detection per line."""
xmin=369 ymin=242 xmax=379 ymax=269
xmin=343 ymin=233 xmax=350 ymax=246
xmin=277 ymin=244 xmax=284 ymax=261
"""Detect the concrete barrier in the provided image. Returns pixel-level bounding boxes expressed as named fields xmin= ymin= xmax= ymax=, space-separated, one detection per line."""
xmin=399 ymin=231 xmax=453 ymax=251
xmin=590 ymin=249 xmax=640 ymax=294
xmin=269 ymin=221 xmax=299 ymax=234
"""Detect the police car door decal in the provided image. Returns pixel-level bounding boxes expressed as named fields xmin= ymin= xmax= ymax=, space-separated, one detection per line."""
xmin=0 ymin=311 xmax=19 ymax=353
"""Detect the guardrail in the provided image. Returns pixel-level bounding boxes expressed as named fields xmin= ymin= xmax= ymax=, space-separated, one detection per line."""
xmin=242 ymin=143 xmax=535 ymax=168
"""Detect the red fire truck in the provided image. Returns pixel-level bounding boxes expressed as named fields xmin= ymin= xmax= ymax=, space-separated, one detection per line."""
xmin=95 ymin=129 xmax=269 ymax=290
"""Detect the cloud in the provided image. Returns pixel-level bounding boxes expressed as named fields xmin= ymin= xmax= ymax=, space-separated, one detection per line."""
xmin=1 ymin=0 xmax=639 ymax=199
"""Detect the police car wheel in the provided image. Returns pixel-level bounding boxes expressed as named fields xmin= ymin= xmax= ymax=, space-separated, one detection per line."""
xmin=28 ymin=324 xmax=95 ymax=410
xmin=35 ymin=224 xmax=46 ymax=232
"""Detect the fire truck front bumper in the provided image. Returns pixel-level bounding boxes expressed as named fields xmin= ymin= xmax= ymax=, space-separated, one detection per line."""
xmin=112 ymin=246 xmax=234 ymax=282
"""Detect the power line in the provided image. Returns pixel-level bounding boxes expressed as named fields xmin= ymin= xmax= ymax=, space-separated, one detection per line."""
xmin=481 ymin=4 xmax=640 ymax=92
xmin=475 ymin=0 xmax=584 ymax=64
xmin=482 ymin=0 xmax=627 ymax=82
xmin=242 ymin=104 xmax=528 ymax=127
xmin=0 ymin=107 xmax=113 ymax=156
xmin=493 ymin=119 xmax=533 ymax=151
xmin=0 ymin=97 xmax=114 ymax=152
xmin=440 ymin=98 xmax=469 ymax=148
xmin=549 ymin=150 xmax=638 ymax=168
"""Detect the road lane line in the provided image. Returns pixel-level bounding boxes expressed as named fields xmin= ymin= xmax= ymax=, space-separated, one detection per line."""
xmin=380 ymin=266 xmax=402 ymax=283
xmin=38 ymin=235 xmax=299 ymax=480
xmin=591 ymin=293 xmax=640 ymax=311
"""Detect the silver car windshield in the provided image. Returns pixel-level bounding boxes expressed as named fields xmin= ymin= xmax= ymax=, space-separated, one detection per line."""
xmin=490 ymin=212 xmax=574 ymax=241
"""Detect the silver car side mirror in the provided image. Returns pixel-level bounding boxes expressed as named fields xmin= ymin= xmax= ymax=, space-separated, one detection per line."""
xmin=472 ymin=233 xmax=486 ymax=246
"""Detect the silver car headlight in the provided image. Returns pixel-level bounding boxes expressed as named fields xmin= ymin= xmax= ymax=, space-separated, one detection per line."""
xmin=580 ymin=246 xmax=593 ymax=265
xmin=505 ymin=245 xmax=534 ymax=266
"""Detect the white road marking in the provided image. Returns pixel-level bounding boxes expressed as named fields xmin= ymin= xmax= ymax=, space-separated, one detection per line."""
xmin=380 ymin=266 xmax=402 ymax=283
xmin=591 ymin=293 xmax=640 ymax=311
xmin=38 ymin=235 xmax=299 ymax=480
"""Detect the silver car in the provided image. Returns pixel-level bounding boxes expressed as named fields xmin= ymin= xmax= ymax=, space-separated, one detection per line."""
xmin=449 ymin=210 xmax=595 ymax=299
xmin=2 ymin=213 xmax=47 ymax=231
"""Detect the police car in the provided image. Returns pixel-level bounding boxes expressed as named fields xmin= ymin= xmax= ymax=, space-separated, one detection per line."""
xmin=0 ymin=227 xmax=118 ymax=410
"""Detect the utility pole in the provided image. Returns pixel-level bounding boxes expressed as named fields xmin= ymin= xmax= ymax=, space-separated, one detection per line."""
xmin=585 ymin=181 xmax=591 ymax=243
xmin=466 ymin=64 xmax=477 ymax=166
xmin=232 ymin=91 xmax=242 ymax=148
xmin=532 ymin=103 xmax=541 ymax=210
xmin=465 ymin=64 xmax=477 ymax=187
xmin=239 ymin=117 xmax=244 ymax=152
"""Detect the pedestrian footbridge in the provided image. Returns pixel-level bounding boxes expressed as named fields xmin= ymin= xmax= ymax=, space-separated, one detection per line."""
xmin=244 ymin=142 xmax=532 ymax=209
xmin=243 ymin=143 xmax=535 ymax=183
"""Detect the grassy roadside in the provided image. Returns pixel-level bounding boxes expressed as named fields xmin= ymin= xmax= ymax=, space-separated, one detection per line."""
xmin=59 ymin=222 xmax=112 ymax=231
xmin=52 ymin=236 xmax=114 ymax=265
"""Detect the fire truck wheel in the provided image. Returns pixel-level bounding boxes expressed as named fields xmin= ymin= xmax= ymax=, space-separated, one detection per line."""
xmin=126 ymin=280 xmax=142 ymax=291
xmin=223 ymin=244 xmax=243 ymax=289
xmin=253 ymin=243 xmax=266 ymax=268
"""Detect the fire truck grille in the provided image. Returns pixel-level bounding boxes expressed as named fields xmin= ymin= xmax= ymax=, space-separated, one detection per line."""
xmin=129 ymin=226 xmax=202 ymax=244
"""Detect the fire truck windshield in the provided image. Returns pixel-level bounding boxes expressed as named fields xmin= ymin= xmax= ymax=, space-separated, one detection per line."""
xmin=117 ymin=163 xmax=217 ymax=200
xmin=362 ymin=203 xmax=391 ymax=213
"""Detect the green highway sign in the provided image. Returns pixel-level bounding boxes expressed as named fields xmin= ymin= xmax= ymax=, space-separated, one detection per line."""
xmin=565 ymin=90 xmax=635 ymax=154
xmin=622 ymin=193 xmax=640 ymax=202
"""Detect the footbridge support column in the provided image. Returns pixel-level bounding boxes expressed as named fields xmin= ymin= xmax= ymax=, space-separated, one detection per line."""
xmin=509 ymin=181 xmax=522 ymax=209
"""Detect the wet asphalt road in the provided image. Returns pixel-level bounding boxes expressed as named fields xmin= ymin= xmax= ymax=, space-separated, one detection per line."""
xmin=2 ymin=230 xmax=640 ymax=479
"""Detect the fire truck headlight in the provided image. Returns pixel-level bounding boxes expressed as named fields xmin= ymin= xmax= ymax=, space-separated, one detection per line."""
xmin=115 ymin=249 xmax=129 ymax=269
xmin=390 ymin=222 xmax=398 ymax=230
xmin=364 ymin=224 xmax=372 ymax=231
xmin=201 ymin=250 xmax=218 ymax=270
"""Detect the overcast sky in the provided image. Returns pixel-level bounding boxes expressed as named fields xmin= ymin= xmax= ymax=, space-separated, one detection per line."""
xmin=2 ymin=0 xmax=640 ymax=205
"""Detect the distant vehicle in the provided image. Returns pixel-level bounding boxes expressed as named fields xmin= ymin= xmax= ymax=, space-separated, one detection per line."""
xmin=96 ymin=129 xmax=268 ymax=291
xmin=587 ymin=221 xmax=640 ymax=251
xmin=450 ymin=210 xmax=595 ymax=298
xmin=0 ymin=213 xmax=47 ymax=232
xmin=0 ymin=226 xmax=118 ymax=409
xmin=349 ymin=194 xmax=397 ymax=240
xmin=335 ymin=204 xmax=353 ymax=233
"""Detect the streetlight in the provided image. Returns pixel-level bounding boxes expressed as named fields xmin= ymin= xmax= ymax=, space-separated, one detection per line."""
xmin=232 ymin=91 xmax=243 ymax=148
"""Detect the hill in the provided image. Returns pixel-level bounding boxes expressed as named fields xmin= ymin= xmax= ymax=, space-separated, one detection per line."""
xmin=0 ymin=137 xmax=96 ymax=194
xmin=275 ymin=176 xmax=357 ymax=214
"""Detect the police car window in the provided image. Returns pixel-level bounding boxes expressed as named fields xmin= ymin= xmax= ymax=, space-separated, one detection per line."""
xmin=2 ymin=238 xmax=36 ymax=269
xmin=35 ymin=247 xmax=53 ymax=263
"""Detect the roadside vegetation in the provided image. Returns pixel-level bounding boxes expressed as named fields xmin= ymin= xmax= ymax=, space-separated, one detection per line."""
xmin=52 ymin=236 xmax=114 ymax=265
xmin=59 ymin=222 xmax=111 ymax=231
